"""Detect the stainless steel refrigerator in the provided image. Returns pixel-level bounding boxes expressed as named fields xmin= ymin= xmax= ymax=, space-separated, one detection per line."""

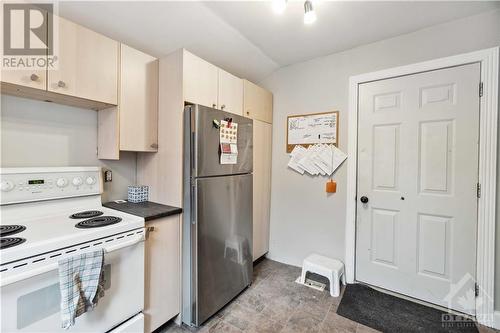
xmin=182 ymin=104 xmax=253 ymax=327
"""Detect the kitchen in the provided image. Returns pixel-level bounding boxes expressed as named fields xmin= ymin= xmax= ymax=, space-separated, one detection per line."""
xmin=1 ymin=2 xmax=500 ymax=333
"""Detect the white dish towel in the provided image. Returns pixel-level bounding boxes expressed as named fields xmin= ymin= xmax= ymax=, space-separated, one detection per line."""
xmin=58 ymin=249 xmax=105 ymax=329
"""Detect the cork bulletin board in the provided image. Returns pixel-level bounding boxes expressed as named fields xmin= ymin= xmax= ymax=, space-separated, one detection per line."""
xmin=286 ymin=111 xmax=339 ymax=153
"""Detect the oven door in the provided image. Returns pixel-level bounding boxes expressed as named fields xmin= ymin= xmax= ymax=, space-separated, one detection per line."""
xmin=0 ymin=231 xmax=145 ymax=332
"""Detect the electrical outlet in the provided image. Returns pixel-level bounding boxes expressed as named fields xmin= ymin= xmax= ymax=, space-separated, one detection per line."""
xmin=104 ymin=170 xmax=112 ymax=183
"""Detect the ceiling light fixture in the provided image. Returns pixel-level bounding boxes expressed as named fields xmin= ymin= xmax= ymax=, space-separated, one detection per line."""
xmin=272 ymin=0 xmax=287 ymax=14
xmin=303 ymin=0 xmax=317 ymax=24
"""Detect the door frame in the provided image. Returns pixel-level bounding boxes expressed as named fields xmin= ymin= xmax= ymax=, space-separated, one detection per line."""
xmin=345 ymin=47 xmax=499 ymax=327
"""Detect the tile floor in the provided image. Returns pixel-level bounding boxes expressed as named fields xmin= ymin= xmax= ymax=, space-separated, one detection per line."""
xmin=160 ymin=259 xmax=498 ymax=333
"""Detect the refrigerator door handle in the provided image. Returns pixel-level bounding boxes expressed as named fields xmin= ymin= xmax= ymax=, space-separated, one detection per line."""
xmin=191 ymin=132 xmax=196 ymax=173
xmin=191 ymin=183 xmax=197 ymax=225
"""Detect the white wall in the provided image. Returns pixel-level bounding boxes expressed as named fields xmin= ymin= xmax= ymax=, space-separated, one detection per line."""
xmin=262 ymin=8 xmax=500 ymax=301
xmin=1 ymin=95 xmax=136 ymax=202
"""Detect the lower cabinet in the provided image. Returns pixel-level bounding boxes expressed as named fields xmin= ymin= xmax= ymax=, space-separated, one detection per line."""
xmin=144 ymin=215 xmax=181 ymax=333
xmin=253 ymin=120 xmax=272 ymax=261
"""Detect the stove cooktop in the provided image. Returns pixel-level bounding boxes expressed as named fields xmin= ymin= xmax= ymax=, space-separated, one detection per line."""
xmin=0 ymin=200 xmax=144 ymax=263
xmin=0 ymin=168 xmax=145 ymax=264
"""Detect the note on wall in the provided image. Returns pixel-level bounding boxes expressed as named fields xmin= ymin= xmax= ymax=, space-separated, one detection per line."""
xmin=286 ymin=111 xmax=339 ymax=153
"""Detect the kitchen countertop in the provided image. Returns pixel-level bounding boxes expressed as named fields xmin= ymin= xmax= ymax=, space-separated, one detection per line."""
xmin=103 ymin=201 xmax=182 ymax=221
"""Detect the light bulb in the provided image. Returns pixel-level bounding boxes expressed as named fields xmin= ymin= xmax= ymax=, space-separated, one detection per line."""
xmin=304 ymin=0 xmax=317 ymax=24
xmin=272 ymin=0 xmax=287 ymax=14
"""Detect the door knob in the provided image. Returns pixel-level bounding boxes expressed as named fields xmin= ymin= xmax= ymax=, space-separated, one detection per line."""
xmin=30 ymin=74 xmax=39 ymax=81
xmin=360 ymin=196 xmax=369 ymax=203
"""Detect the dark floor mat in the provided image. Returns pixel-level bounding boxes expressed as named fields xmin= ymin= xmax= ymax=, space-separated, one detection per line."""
xmin=336 ymin=284 xmax=478 ymax=333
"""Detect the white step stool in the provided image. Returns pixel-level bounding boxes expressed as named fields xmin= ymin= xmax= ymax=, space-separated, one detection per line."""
xmin=300 ymin=254 xmax=346 ymax=297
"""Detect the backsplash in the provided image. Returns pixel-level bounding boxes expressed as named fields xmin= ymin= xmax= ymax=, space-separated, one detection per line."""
xmin=0 ymin=95 xmax=136 ymax=202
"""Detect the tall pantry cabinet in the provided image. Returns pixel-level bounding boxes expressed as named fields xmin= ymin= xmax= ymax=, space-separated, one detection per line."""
xmin=251 ymin=120 xmax=272 ymax=260
xmin=137 ymin=50 xmax=273 ymax=261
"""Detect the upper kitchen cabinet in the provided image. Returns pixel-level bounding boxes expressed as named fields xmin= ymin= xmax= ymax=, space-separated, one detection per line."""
xmin=218 ymin=69 xmax=243 ymax=116
xmin=182 ymin=50 xmax=243 ymax=115
xmin=48 ymin=16 xmax=119 ymax=105
xmin=1 ymin=68 xmax=47 ymax=91
xmin=119 ymin=44 xmax=158 ymax=152
xmin=1 ymin=8 xmax=47 ymax=91
xmin=98 ymin=44 xmax=159 ymax=159
xmin=183 ymin=50 xmax=218 ymax=108
xmin=243 ymin=80 xmax=273 ymax=123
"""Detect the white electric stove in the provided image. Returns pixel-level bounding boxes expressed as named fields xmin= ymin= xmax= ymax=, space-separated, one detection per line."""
xmin=0 ymin=167 xmax=146 ymax=333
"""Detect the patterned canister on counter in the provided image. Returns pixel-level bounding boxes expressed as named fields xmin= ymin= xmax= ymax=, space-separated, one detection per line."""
xmin=128 ymin=185 xmax=149 ymax=203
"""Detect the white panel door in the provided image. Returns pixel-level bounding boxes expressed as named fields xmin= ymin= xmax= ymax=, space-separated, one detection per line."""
xmin=356 ymin=63 xmax=480 ymax=315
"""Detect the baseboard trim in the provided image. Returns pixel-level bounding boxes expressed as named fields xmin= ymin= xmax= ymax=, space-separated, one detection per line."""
xmin=490 ymin=311 xmax=500 ymax=329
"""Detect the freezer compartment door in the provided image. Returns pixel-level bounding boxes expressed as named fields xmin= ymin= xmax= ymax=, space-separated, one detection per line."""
xmin=189 ymin=104 xmax=253 ymax=177
xmin=195 ymin=174 xmax=253 ymax=325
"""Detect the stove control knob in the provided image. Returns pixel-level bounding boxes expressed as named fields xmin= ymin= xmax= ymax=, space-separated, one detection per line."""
xmin=72 ymin=177 xmax=83 ymax=187
xmin=56 ymin=178 xmax=68 ymax=188
xmin=85 ymin=176 xmax=96 ymax=185
xmin=1 ymin=180 xmax=14 ymax=192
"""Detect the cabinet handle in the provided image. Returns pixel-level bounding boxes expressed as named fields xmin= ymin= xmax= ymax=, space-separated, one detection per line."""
xmin=146 ymin=226 xmax=155 ymax=239
xmin=212 ymin=103 xmax=216 ymax=108
xmin=30 ymin=74 xmax=39 ymax=81
xmin=150 ymin=143 xmax=158 ymax=149
xmin=246 ymin=110 xmax=250 ymax=115
xmin=57 ymin=80 xmax=66 ymax=88
xmin=221 ymin=104 xmax=226 ymax=110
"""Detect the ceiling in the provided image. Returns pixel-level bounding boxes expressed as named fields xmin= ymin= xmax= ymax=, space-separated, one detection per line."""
xmin=59 ymin=1 xmax=500 ymax=82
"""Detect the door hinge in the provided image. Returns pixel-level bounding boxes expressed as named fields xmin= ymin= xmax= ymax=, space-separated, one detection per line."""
xmin=479 ymin=82 xmax=484 ymax=97
xmin=476 ymin=183 xmax=481 ymax=198
xmin=475 ymin=283 xmax=480 ymax=297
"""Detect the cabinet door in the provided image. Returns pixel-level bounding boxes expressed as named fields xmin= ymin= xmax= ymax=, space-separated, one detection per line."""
xmin=218 ymin=69 xmax=243 ymax=115
xmin=253 ymin=120 xmax=272 ymax=260
xmin=119 ymin=44 xmax=158 ymax=152
xmin=48 ymin=16 xmax=118 ymax=104
xmin=144 ymin=216 xmax=181 ymax=333
xmin=183 ymin=50 xmax=218 ymax=108
xmin=243 ymin=80 xmax=273 ymax=123
xmin=1 ymin=9 xmax=47 ymax=90
xmin=1 ymin=68 xmax=46 ymax=90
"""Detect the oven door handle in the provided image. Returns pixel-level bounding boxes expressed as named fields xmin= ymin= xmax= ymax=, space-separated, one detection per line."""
xmin=103 ymin=234 xmax=145 ymax=253
xmin=0 ymin=234 xmax=145 ymax=287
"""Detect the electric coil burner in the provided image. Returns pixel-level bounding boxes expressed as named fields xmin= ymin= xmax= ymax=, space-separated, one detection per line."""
xmin=0 ymin=225 xmax=26 ymax=237
xmin=75 ymin=216 xmax=122 ymax=229
xmin=1 ymin=237 xmax=26 ymax=250
xmin=69 ymin=210 xmax=104 ymax=219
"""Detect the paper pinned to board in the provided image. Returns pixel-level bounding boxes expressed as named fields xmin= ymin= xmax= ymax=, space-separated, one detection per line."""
xmin=220 ymin=120 xmax=238 ymax=165
xmin=288 ymin=144 xmax=347 ymax=176
xmin=287 ymin=145 xmax=306 ymax=174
